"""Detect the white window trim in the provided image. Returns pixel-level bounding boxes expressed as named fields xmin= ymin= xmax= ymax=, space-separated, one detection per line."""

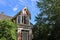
xmin=20 ymin=15 xmax=22 ymax=24
xmin=17 ymin=15 xmax=22 ymax=24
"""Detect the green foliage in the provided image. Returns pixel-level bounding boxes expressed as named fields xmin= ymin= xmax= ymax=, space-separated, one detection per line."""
xmin=0 ymin=20 xmax=17 ymax=40
xmin=33 ymin=0 xmax=60 ymax=40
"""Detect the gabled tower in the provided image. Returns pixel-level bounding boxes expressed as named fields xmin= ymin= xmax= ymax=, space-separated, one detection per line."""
xmin=12 ymin=7 xmax=32 ymax=40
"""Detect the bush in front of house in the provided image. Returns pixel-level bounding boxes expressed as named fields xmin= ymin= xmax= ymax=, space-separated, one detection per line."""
xmin=0 ymin=20 xmax=17 ymax=40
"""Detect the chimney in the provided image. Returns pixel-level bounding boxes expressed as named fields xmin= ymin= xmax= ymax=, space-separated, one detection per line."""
xmin=1 ymin=12 xmax=5 ymax=16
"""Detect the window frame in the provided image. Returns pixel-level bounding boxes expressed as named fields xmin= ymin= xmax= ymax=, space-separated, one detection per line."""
xmin=17 ymin=15 xmax=22 ymax=24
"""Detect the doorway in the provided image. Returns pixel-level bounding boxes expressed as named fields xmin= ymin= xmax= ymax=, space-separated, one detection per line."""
xmin=21 ymin=30 xmax=29 ymax=40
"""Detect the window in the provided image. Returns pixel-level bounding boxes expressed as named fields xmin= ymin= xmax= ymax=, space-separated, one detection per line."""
xmin=24 ymin=16 xmax=28 ymax=24
xmin=18 ymin=16 xmax=20 ymax=24
xmin=17 ymin=15 xmax=22 ymax=24
xmin=17 ymin=15 xmax=29 ymax=24
xmin=24 ymin=16 xmax=26 ymax=24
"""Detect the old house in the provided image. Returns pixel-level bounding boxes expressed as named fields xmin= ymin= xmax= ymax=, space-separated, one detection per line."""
xmin=0 ymin=7 xmax=32 ymax=40
xmin=0 ymin=12 xmax=12 ymax=20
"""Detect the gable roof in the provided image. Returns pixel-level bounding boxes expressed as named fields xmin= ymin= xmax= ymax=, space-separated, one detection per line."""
xmin=0 ymin=12 xmax=12 ymax=20
xmin=12 ymin=7 xmax=31 ymax=20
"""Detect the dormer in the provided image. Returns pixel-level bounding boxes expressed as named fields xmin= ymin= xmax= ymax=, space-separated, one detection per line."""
xmin=12 ymin=7 xmax=31 ymax=25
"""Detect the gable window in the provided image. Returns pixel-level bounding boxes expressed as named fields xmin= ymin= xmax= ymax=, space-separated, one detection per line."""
xmin=24 ymin=16 xmax=28 ymax=24
xmin=24 ymin=16 xmax=26 ymax=24
xmin=17 ymin=15 xmax=29 ymax=24
xmin=17 ymin=15 xmax=22 ymax=24
xmin=18 ymin=16 xmax=20 ymax=23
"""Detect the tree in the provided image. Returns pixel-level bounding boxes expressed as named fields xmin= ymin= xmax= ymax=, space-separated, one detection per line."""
xmin=33 ymin=0 xmax=60 ymax=40
xmin=0 ymin=20 xmax=17 ymax=40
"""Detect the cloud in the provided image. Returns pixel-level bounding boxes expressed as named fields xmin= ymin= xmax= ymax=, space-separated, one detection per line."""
xmin=12 ymin=0 xmax=39 ymax=12
xmin=18 ymin=0 xmax=38 ymax=12
xmin=13 ymin=7 xmax=18 ymax=11
xmin=19 ymin=0 xmax=24 ymax=3
xmin=31 ymin=0 xmax=38 ymax=2
xmin=18 ymin=0 xmax=29 ymax=6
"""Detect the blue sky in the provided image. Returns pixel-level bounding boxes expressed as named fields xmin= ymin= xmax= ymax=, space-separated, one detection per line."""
xmin=0 ymin=0 xmax=40 ymax=24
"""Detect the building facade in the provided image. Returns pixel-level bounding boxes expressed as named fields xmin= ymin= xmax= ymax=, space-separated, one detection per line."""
xmin=0 ymin=7 xmax=32 ymax=40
